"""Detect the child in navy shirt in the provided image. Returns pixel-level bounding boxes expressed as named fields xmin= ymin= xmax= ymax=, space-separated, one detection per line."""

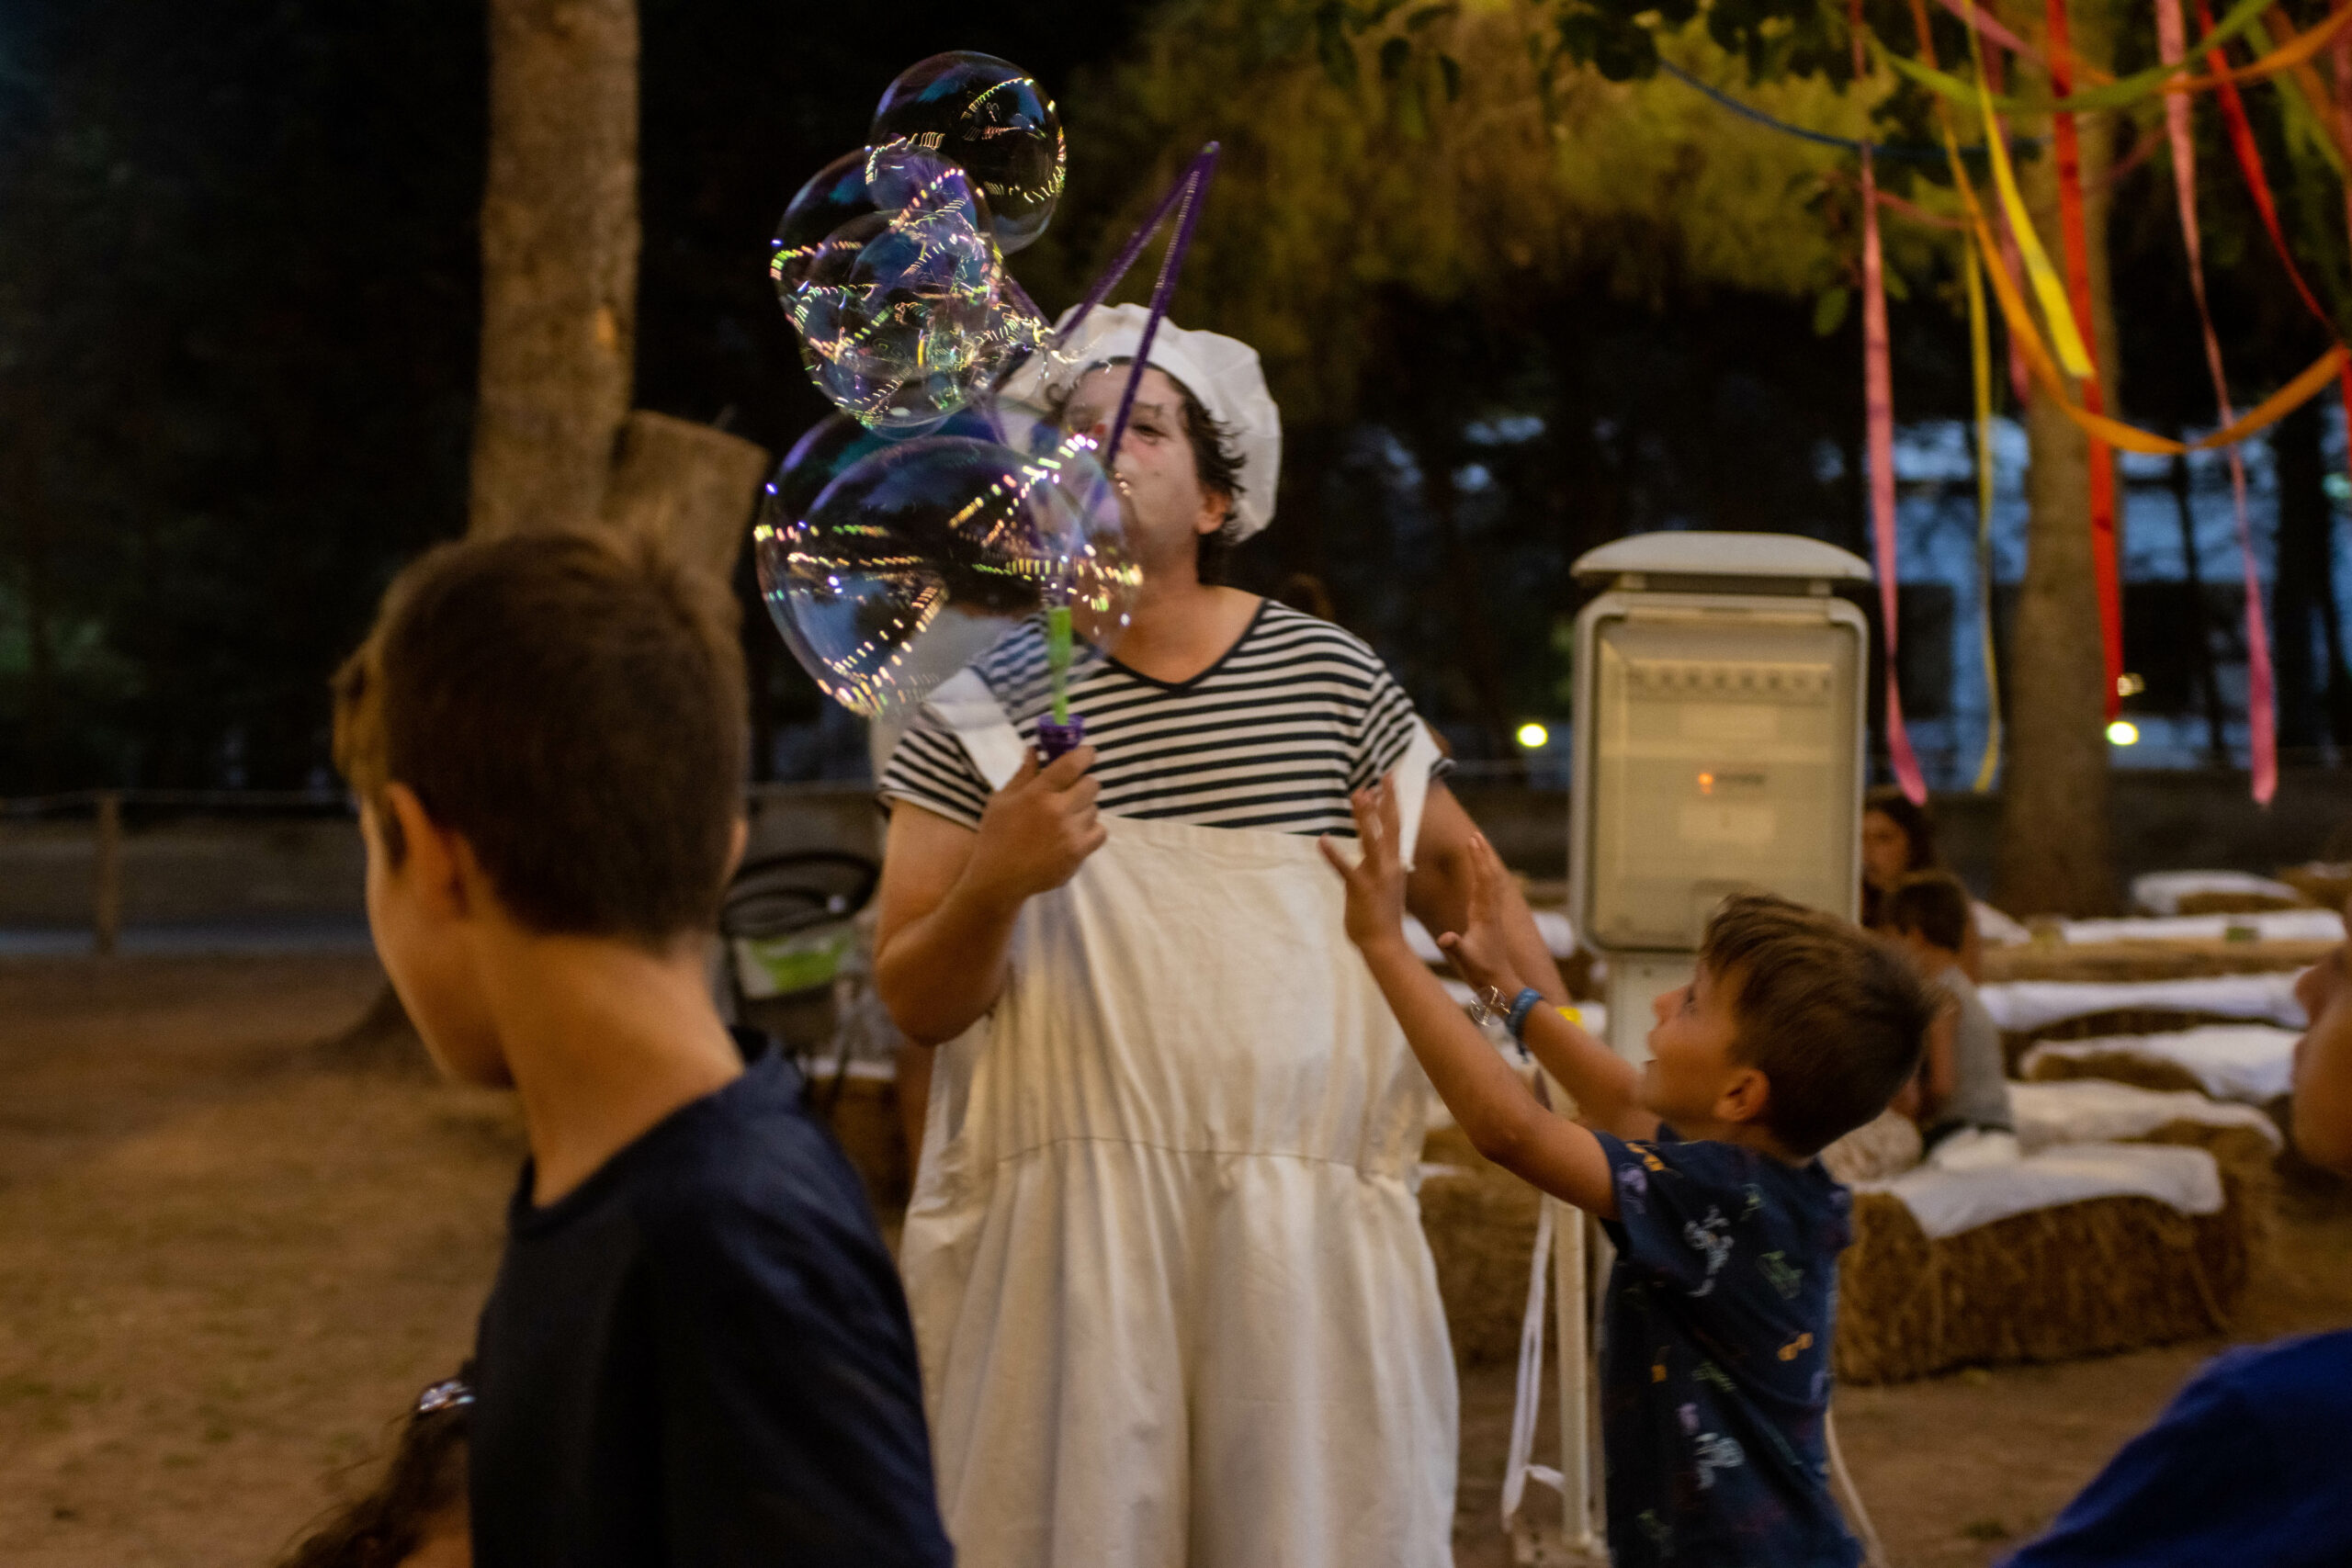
xmin=1327 ymin=784 xmax=1933 ymax=1567
xmin=334 ymin=532 xmax=951 ymax=1568
xmin=1999 ymin=921 xmax=2352 ymax=1568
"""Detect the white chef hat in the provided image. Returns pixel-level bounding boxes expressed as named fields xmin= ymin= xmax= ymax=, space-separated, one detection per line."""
xmin=1000 ymin=302 xmax=1283 ymax=539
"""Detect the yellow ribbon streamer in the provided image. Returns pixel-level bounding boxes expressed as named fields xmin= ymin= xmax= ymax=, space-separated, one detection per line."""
xmin=1965 ymin=238 xmax=2002 ymax=792
xmin=1970 ymin=28 xmax=2098 ymax=379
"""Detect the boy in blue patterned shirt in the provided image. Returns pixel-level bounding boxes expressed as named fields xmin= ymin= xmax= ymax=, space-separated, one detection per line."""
xmin=1327 ymin=784 xmax=1934 ymax=1567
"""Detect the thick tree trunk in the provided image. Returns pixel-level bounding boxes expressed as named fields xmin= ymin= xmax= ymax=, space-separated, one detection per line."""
xmin=603 ymin=411 xmax=772 ymax=580
xmin=336 ymin=0 xmax=768 ymax=1065
xmin=469 ymin=0 xmax=640 ymax=537
xmin=1995 ymin=41 xmax=2120 ymax=917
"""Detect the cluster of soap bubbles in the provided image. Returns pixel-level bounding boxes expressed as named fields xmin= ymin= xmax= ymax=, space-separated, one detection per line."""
xmin=769 ymin=51 xmax=1066 ymax=438
xmin=757 ymin=52 xmax=1141 ymax=722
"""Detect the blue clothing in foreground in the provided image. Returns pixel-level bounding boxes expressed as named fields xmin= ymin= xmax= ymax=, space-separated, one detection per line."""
xmin=469 ymin=1032 xmax=952 ymax=1568
xmin=2001 ymin=1330 xmax=2352 ymax=1568
xmin=1595 ymin=1128 xmax=1858 ymax=1568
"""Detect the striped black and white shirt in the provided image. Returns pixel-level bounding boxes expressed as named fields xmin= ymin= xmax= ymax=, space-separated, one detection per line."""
xmin=877 ymin=600 xmax=1439 ymax=838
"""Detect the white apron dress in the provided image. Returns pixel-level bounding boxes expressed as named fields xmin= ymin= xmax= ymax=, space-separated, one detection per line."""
xmin=899 ymin=671 xmax=1458 ymax=1568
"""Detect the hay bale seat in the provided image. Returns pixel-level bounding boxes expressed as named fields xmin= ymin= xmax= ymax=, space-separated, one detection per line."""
xmin=1834 ymin=1121 xmax=2272 ymax=1385
xmin=1980 ymin=940 xmax=2330 ymax=988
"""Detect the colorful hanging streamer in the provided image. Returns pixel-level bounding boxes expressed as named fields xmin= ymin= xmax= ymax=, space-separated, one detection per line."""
xmin=2159 ymin=0 xmax=2278 ymax=802
xmin=1857 ymin=0 xmax=1928 ymax=805
xmin=1883 ymin=0 xmax=2285 ymax=116
xmin=1965 ymin=241 xmax=2004 ymax=791
xmin=2044 ymin=0 xmax=2129 ymax=723
xmin=1970 ymin=32 xmax=2097 ymax=378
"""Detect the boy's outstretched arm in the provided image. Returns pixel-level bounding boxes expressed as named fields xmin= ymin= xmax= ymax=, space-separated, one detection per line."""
xmin=1436 ymin=834 xmax=1658 ymax=1143
xmin=1324 ymin=784 xmax=1618 ymax=1219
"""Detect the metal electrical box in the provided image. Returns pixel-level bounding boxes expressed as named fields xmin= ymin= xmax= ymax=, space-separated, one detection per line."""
xmin=1568 ymin=532 xmax=1873 ymax=1062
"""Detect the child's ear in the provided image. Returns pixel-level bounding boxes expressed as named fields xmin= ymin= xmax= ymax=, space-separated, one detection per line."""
xmin=1715 ymin=1064 xmax=1772 ymax=1130
xmin=386 ymin=782 xmax=475 ymax=923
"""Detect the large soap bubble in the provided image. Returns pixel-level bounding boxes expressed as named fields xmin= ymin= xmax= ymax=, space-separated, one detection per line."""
xmin=769 ymin=150 xmax=877 ymax=301
xmin=753 ymin=428 xmax=1138 ymax=718
xmin=792 ymin=197 xmax=1003 ymax=435
xmin=871 ymin=52 xmax=1065 ymax=254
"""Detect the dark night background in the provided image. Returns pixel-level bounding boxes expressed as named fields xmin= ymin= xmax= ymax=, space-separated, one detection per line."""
xmin=3 ymin=0 xmax=2346 ymax=795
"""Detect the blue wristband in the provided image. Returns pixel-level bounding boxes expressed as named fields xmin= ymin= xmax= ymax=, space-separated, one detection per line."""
xmin=1503 ymin=987 xmax=1545 ymax=1043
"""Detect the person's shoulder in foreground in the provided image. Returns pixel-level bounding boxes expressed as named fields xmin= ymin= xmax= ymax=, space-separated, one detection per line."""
xmin=2002 ymin=920 xmax=2352 ymax=1568
xmin=332 ymin=528 xmax=950 ymax=1568
xmin=478 ymin=1030 xmax=949 ymax=1568
xmin=1997 ymin=1331 xmax=2352 ymax=1568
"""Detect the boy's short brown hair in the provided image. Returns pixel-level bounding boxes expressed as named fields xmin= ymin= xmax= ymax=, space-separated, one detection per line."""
xmin=1700 ymin=894 xmax=1936 ymax=1156
xmin=1883 ymin=871 xmax=1973 ymax=955
xmin=334 ymin=529 xmax=748 ymax=946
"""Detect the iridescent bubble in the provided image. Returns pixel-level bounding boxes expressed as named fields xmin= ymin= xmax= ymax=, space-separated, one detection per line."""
xmin=872 ymin=52 xmax=1066 ymax=254
xmin=753 ymin=430 xmax=1138 ymax=717
xmin=769 ymin=150 xmax=876 ymax=301
xmin=792 ymin=202 xmax=1003 ymax=434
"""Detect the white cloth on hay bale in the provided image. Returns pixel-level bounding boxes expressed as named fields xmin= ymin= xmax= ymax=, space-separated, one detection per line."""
xmin=2052 ymin=909 xmax=2346 ymax=945
xmin=1854 ymin=1142 xmax=2224 ymax=1240
xmin=2008 ymin=1078 xmax=2283 ymax=1151
xmin=2130 ymin=869 xmax=2308 ymax=915
xmin=2018 ymin=1024 xmax=2303 ymax=1105
xmin=1980 ymin=972 xmax=2307 ymax=1034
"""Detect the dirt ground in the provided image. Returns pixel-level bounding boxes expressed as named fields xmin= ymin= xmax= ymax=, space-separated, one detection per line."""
xmin=3 ymin=953 xmax=2347 ymax=1568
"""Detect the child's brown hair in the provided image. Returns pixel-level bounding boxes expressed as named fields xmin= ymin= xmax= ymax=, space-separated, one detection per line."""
xmin=1701 ymin=894 xmax=1937 ymax=1156
xmin=277 ymin=1376 xmax=469 ymax=1568
xmin=334 ymin=529 xmax=747 ymax=946
xmin=1883 ymin=871 xmax=1973 ymax=955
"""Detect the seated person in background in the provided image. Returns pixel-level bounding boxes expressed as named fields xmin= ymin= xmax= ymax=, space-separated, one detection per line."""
xmin=1999 ymin=918 xmax=2352 ymax=1568
xmin=1860 ymin=787 xmax=1986 ymax=979
xmin=1883 ymin=871 xmax=2017 ymax=1171
xmin=278 ymin=1373 xmax=471 ymax=1568
xmin=1327 ymin=788 xmax=1934 ymax=1568
xmin=334 ymin=532 xmax=950 ymax=1568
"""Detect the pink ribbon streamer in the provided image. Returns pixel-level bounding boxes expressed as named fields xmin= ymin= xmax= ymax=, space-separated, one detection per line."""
xmin=1861 ymin=145 xmax=1930 ymax=804
xmin=2158 ymin=0 xmax=2277 ymax=801
xmin=1936 ymin=0 xmax=2047 ymax=68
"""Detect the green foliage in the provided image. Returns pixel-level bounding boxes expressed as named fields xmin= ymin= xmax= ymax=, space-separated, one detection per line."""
xmin=1031 ymin=0 xmax=1927 ymax=428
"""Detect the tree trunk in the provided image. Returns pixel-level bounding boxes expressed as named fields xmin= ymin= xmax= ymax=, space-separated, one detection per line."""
xmin=602 ymin=410 xmax=773 ymax=580
xmin=335 ymin=0 xmax=770 ymax=1064
xmin=1995 ymin=40 xmax=2120 ymax=916
xmin=469 ymin=0 xmax=641 ymax=538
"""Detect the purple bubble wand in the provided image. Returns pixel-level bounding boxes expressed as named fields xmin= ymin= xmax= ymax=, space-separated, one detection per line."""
xmin=1032 ymin=142 xmax=1221 ymax=763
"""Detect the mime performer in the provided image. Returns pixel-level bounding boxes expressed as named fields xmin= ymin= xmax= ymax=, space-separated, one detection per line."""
xmin=873 ymin=303 xmax=1568 ymax=1568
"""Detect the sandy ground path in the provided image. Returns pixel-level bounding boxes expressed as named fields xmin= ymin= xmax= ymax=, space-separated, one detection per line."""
xmin=3 ymin=953 xmax=2346 ymax=1567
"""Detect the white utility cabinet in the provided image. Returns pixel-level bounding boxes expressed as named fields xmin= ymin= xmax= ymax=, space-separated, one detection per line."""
xmin=1517 ymin=531 xmax=1873 ymax=1561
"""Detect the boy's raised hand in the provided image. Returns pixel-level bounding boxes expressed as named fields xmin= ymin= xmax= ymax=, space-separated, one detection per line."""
xmin=964 ymin=744 xmax=1106 ymax=906
xmin=1436 ymin=832 xmax=1525 ymax=998
xmin=1321 ymin=782 xmax=1408 ymax=949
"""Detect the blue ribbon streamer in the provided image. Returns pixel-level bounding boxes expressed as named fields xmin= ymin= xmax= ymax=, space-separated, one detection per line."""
xmin=1655 ymin=61 xmax=2036 ymax=164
